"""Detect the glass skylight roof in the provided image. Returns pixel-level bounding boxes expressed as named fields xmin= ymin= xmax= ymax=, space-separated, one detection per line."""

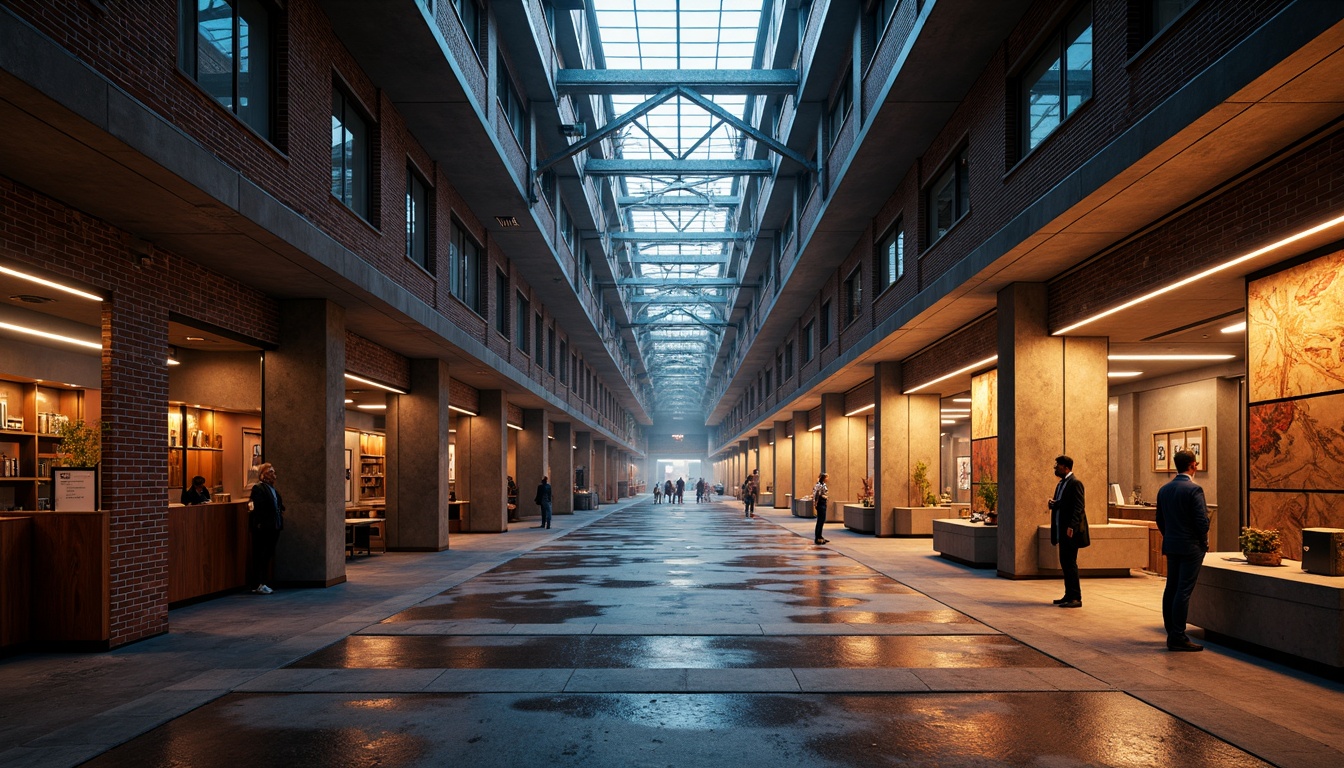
xmin=591 ymin=0 xmax=766 ymax=419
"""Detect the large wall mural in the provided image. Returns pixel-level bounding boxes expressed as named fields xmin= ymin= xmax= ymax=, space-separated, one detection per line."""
xmin=1246 ymin=248 xmax=1344 ymax=558
xmin=971 ymin=369 xmax=998 ymax=514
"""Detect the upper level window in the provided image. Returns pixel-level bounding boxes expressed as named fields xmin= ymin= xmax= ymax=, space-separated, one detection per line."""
xmin=497 ymin=54 xmax=527 ymax=149
xmin=785 ymin=342 xmax=794 ymax=379
xmin=1021 ymin=2 xmax=1093 ymax=154
xmin=820 ymin=300 xmax=832 ymax=348
xmin=534 ymin=313 xmax=544 ymax=361
xmin=331 ymin=85 xmax=371 ymax=218
xmin=515 ymin=292 xmax=530 ymax=352
xmin=178 ymin=0 xmax=275 ymax=139
xmin=496 ymin=269 xmax=510 ymax=337
xmin=827 ymin=66 xmax=852 ymax=151
xmin=843 ymin=269 xmax=862 ymax=327
xmin=450 ymin=219 xmax=482 ymax=313
xmin=1151 ymin=0 xmax=1198 ymax=38
xmin=406 ymin=167 xmax=431 ymax=272
xmin=454 ymin=0 xmax=482 ymax=54
xmin=878 ymin=222 xmax=904 ymax=290
xmin=927 ymin=147 xmax=968 ymax=244
xmin=802 ymin=320 xmax=814 ymax=362
xmin=559 ymin=339 xmax=569 ymax=384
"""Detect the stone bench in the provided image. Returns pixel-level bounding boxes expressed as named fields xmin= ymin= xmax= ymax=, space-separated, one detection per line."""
xmin=1036 ymin=524 xmax=1147 ymax=576
xmin=887 ymin=506 xmax=955 ymax=537
xmin=843 ymin=504 xmax=875 ymax=534
xmin=1190 ymin=554 xmax=1344 ymax=671
xmin=933 ymin=519 xmax=997 ymax=568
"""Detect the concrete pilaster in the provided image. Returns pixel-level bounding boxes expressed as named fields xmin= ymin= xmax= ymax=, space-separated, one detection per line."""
xmin=466 ymin=389 xmax=508 ymax=532
xmin=773 ymin=420 xmax=792 ymax=507
xmin=758 ymin=429 xmax=774 ymax=496
xmin=593 ymin=440 xmax=608 ymax=502
xmin=793 ymin=410 xmax=818 ymax=498
xmin=517 ymin=409 xmax=548 ymax=520
xmin=387 ymin=358 xmax=451 ymax=551
xmin=997 ymin=283 xmax=1108 ymax=578
xmin=551 ymin=421 xmax=574 ymax=514
xmin=266 ymin=299 xmax=347 ymax=586
xmin=821 ymin=393 xmax=861 ymax=504
xmin=874 ymin=361 xmax=942 ymax=536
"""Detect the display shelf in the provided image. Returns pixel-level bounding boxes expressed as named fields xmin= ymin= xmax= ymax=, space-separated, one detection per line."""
xmin=167 ymin=406 xmax=225 ymax=498
xmin=356 ymin=431 xmax=386 ymax=503
xmin=0 ymin=381 xmax=85 ymax=512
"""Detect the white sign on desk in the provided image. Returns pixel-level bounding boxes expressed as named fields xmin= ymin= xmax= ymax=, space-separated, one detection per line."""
xmin=54 ymin=467 xmax=98 ymax=511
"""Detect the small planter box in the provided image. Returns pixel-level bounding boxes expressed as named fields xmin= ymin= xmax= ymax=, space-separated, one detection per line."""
xmin=792 ymin=498 xmax=814 ymax=518
xmin=1036 ymin=524 xmax=1146 ymax=576
xmin=843 ymin=504 xmax=875 ymax=534
xmin=933 ymin=519 xmax=997 ymax=568
xmin=888 ymin=506 xmax=954 ymax=537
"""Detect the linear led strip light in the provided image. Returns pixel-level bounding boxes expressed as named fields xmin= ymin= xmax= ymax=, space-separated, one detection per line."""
xmin=905 ymin=356 xmax=999 ymax=394
xmin=1054 ymin=211 xmax=1344 ymax=335
xmin=343 ymin=373 xmax=408 ymax=395
xmin=0 ymin=264 xmax=103 ymax=301
xmin=0 ymin=322 xmax=100 ymax=350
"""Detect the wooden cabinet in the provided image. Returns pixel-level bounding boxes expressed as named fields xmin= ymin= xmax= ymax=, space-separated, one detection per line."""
xmin=0 ymin=380 xmax=85 ymax=512
xmin=167 ymin=406 xmax=224 ymax=496
xmin=357 ymin=431 xmax=385 ymax=503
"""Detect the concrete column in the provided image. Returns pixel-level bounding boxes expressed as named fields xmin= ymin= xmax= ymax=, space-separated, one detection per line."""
xmin=1214 ymin=378 xmax=1242 ymax=551
xmin=997 ymin=283 xmax=1108 ymax=578
xmin=773 ymin=419 xmax=792 ymax=508
xmin=873 ymin=361 xmax=942 ymax=536
xmin=593 ymin=439 xmax=608 ymax=503
xmin=821 ymin=392 xmax=862 ymax=504
xmin=758 ymin=429 xmax=774 ymax=497
xmin=466 ymin=389 xmax=508 ymax=532
xmin=551 ymin=421 xmax=574 ymax=514
xmin=516 ymin=408 xmax=548 ymax=521
xmin=266 ymin=299 xmax=347 ymax=586
xmin=387 ymin=358 xmax=450 ymax=551
xmin=793 ymin=410 xmax=817 ymax=501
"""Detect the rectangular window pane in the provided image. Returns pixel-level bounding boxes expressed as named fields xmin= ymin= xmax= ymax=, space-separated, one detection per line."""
xmin=406 ymin=171 xmax=429 ymax=270
xmin=515 ymin=294 xmax=529 ymax=351
xmin=236 ymin=0 xmax=270 ymax=136
xmin=1064 ymin=8 xmax=1093 ymax=114
xmin=196 ymin=0 xmax=234 ymax=107
xmin=496 ymin=270 xmax=509 ymax=336
xmin=1023 ymin=49 xmax=1061 ymax=152
xmin=820 ymin=301 xmax=831 ymax=347
xmin=929 ymin=165 xmax=955 ymax=241
xmin=331 ymin=88 xmax=369 ymax=217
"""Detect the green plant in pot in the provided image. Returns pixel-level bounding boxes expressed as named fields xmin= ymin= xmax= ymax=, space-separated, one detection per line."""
xmin=911 ymin=460 xmax=938 ymax=507
xmin=977 ymin=478 xmax=998 ymax=524
xmin=55 ymin=419 xmax=103 ymax=467
xmin=1239 ymin=526 xmax=1282 ymax=566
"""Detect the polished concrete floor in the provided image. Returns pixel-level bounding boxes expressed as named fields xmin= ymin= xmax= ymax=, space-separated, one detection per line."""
xmin=2 ymin=496 xmax=1343 ymax=766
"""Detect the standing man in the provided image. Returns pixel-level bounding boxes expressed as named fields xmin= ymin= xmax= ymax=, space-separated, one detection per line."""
xmin=248 ymin=462 xmax=284 ymax=595
xmin=534 ymin=475 xmax=553 ymax=529
xmin=1156 ymin=450 xmax=1209 ymax=652
xmin=812 ymin=472 xmax=830 ymax=544
xmin=675 ymin=476 xmax=685 ymax=504
xmin=742 ymin=469 xmax=759 ymax=517
xmin=1048 ymin=455 xmax=1089 ymax=608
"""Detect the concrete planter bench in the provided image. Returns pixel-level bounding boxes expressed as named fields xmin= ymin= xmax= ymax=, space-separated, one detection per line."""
xmin=1035 ymin=524 xmax=1146 ymax=576
xmin=1190 ymin=554 xmax=1344 ymax=671
xmin=792 ymin=498 xmax=814 ymax=518
xmin=758 ymin=493 xmax=774 ymax=506
xmin=843 ymin=504 xmax=876 ymax=534
xmin=933 ymin=519 xmax=997 ymax=567
xmin=887 ymin=506 xmax=954 ymax=537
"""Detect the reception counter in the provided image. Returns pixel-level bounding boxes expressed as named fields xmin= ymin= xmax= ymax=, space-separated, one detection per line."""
xmin=168 ymin=501 xmax=249 ymax=604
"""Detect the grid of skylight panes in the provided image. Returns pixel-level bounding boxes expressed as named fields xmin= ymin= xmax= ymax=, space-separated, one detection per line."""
xmin=591 ymin=0 xmax=765 ymax=416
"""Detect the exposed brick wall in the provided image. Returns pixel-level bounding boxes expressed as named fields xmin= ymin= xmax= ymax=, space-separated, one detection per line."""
xmin=345 ymin=332 xmax=411 ymax=391
xmin=902 ymin=313 xmax=998 ymax=392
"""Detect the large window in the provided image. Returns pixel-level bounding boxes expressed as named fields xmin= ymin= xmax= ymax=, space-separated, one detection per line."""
xmin=453 ymin=0 xmax=482 ymax=54
xmin=878 ymin=222 xmax=904 ymax=291
xmin=1021 ymin=2 xmax=1093 ymax=154
xmin=497 ymin=53 xmax=527 ymax=149
xmin=843 ymin=269 xmax=862 ymax=327
xmin=515 ymin=293 xmax=530 ymax=352
xmin=785 ymin=342 xmax=794 ymax=380
xmin=802 ymin=320 xmax=814 ymax=363
xmin=406 ymin=167 xmax=431 ymax=272
xmin=534 ymin=313 xmax=544 ymax=361
xmin=559 ymin=340 xmax=568 ymax=384
xmin=820 ymin=300 xmax=831 ymax=348
xmin=331 ymin=85 xmax=370 ymax=218
xmin=178 ymin=0 xmax=275 ymax=138
xmin=827 ymin=66 xmax=852 ymax=152
xmin=927 ymin=148 xmax=969 ymax=244
xmin=449 ymin=219 xmax=482 ymax=313
xmin=547 ymin=326 xmax=556 ymax=375
xmin=496 ymin=269 xmax=510 ymax=337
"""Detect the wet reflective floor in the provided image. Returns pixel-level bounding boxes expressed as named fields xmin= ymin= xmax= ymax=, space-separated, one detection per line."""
xmin=78 ymin=500 xmax=1274 ymax=766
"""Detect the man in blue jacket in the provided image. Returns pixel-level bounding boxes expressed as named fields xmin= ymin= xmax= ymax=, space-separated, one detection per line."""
xmin=1156 ymin=450 xmax=1210 ymax=652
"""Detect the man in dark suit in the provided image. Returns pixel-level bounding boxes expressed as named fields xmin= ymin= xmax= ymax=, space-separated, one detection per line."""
xmin=533 ymin=476 xmax=553 ymax=529
xmin=1156 ymin=450 xmax=1210 ymax=652
xmin=248 ymin=462 xmax=284 ymax=595
xmin=1048 ymin=455 xmax=1090 ymax=608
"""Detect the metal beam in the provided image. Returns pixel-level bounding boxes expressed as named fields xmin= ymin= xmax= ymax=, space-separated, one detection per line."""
xmin=623 ymin=321 xmax=734 ymax=327
xmin=611 ymin=231 xmax=751 ymax=242
xmin=556 ymin=68 xmax=800 ymax=95
xmin=585 ymin=159 xmax=774 ymax=176
xmin=534 ymin=87 xmax=678 ymax=177
xmin=617 ymin=194 xmax=741 ymax=207
xmin=675 ymin=87 xmax=817 ymax=172
xmin=629 ymin=295 xmax=730 ymax=304
xmin=626 ymin=255 xmax=731 ymax=264
xmin=617 ymin=278 xmax=743 ymax=287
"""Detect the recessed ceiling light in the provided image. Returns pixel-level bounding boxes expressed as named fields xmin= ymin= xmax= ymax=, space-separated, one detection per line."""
xmin=1108 ymin=371 xmax=1143 ymax=378
xmin=1221 ymin=322 xmax=1246 ymax=334
xmin=185 ymin=336 xmax=205 ymax=342
xmin=356 ymin=404 xmax=387 ymax=410
xmin=952 ymin=398 xmax=972 ymax=403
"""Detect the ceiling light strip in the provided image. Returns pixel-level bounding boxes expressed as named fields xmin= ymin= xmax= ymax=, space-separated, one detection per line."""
xmin=0 ymin=265 xmax=103 ymax=301
xmin=1054 ymin=211 xmax=1344 ymax=335
xmin=845 ymin=403 xmax=874 ymax=417
xmin=343 ymin=373 xmax=408 ymax=395
xmin=0 ymin=321 xmax=101 ymax=350
xmin=905 ymin=356 xmax=999 ymax=394
xmin=448 ymin=405 xmax=478 ymax=417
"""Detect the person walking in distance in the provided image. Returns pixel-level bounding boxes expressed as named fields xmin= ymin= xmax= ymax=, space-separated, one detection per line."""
xmin=1048 ymin=455 xmax=1090 ymax=608
xmin=1156 ymin=450 xmax=1210 ymax=652
xmin=654 ymin=482 xmax=663 ymax=504
xmin=695 ymin=477 xmax=706 ymax=503
xmin=813 ymin=472 xmax=830 ymax=544
xmin=533 ymin=475 xmax=553 ymax=529
xmin=675 ymin=476 xmax=686 ymax=504
xmin=248 ymin=462 xmax=284 ymax=595
xmin=664 ymin=479 xmax=674 ymax=504
xmin=742 ymin=469 xmax=759 ymax=518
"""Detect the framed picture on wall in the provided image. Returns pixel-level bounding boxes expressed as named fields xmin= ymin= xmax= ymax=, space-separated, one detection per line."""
xmin=956 ymin=456 xmax=971 ymax=491
xmin=1152 ymin=427 xmax=1206 ymax=473
xmin=1184 ymin=428 xmax=1206 ymax=471
xmin=1153 ymin=435 xmax=1169 ymax=472
xmin=1170 ymin=434 xmax=1186 ymax=458
xmin=242 ymin=427 xmax=262 ymax=489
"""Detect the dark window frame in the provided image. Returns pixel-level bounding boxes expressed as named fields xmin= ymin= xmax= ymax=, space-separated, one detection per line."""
xmin=843 ymin=268 xmax=862 ymax=327
xmin=331 ymin=82 xmax=373 ymax=220
xmin=1019 ymin=1 xmax=1094 ymax=156
xmin=405 ymin=164 xmax=432 ymax=273
xmin=177 ymin=0 xmax=277 ymax=140
xmin=926 ymin=147 xmax=969 ymax=245
xmin=496 ymin=269 xmax=510 ymax=338
xmin=877 ymin=220 xmax=904 ymax=292
xmin=449 ymin=218 xmax=482 ymax=314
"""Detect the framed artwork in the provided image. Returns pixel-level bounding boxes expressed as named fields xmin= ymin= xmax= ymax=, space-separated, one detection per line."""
xmin=956 ymin=456 xmax=971 ymax=491
xmin=344 ymin=448 xmax=353 ymax=503
xmin=1152 ymin=427 xmax=1206 ymax=473
xmin=243 ymin=427 xmax=263 ymax=489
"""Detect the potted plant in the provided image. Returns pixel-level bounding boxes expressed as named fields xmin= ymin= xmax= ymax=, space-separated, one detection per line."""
xmin=860 ymin=476 xmax=874 ymax=507
xmin=977 ymin=479 xmax=998 ymax=525
xmin=55 ymin=419 xmax=102 ymax=467
xmin=1239 ymin=526 xmax=1282 ymax=566
xmin=911 ymin=460 xmax=938 ymax=507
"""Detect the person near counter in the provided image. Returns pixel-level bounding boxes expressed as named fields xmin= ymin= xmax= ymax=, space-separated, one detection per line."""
xmin=248 ymin=462 xmax=284 ymax=595
xmin=181 ymin=475 xmax=211 ymax=505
